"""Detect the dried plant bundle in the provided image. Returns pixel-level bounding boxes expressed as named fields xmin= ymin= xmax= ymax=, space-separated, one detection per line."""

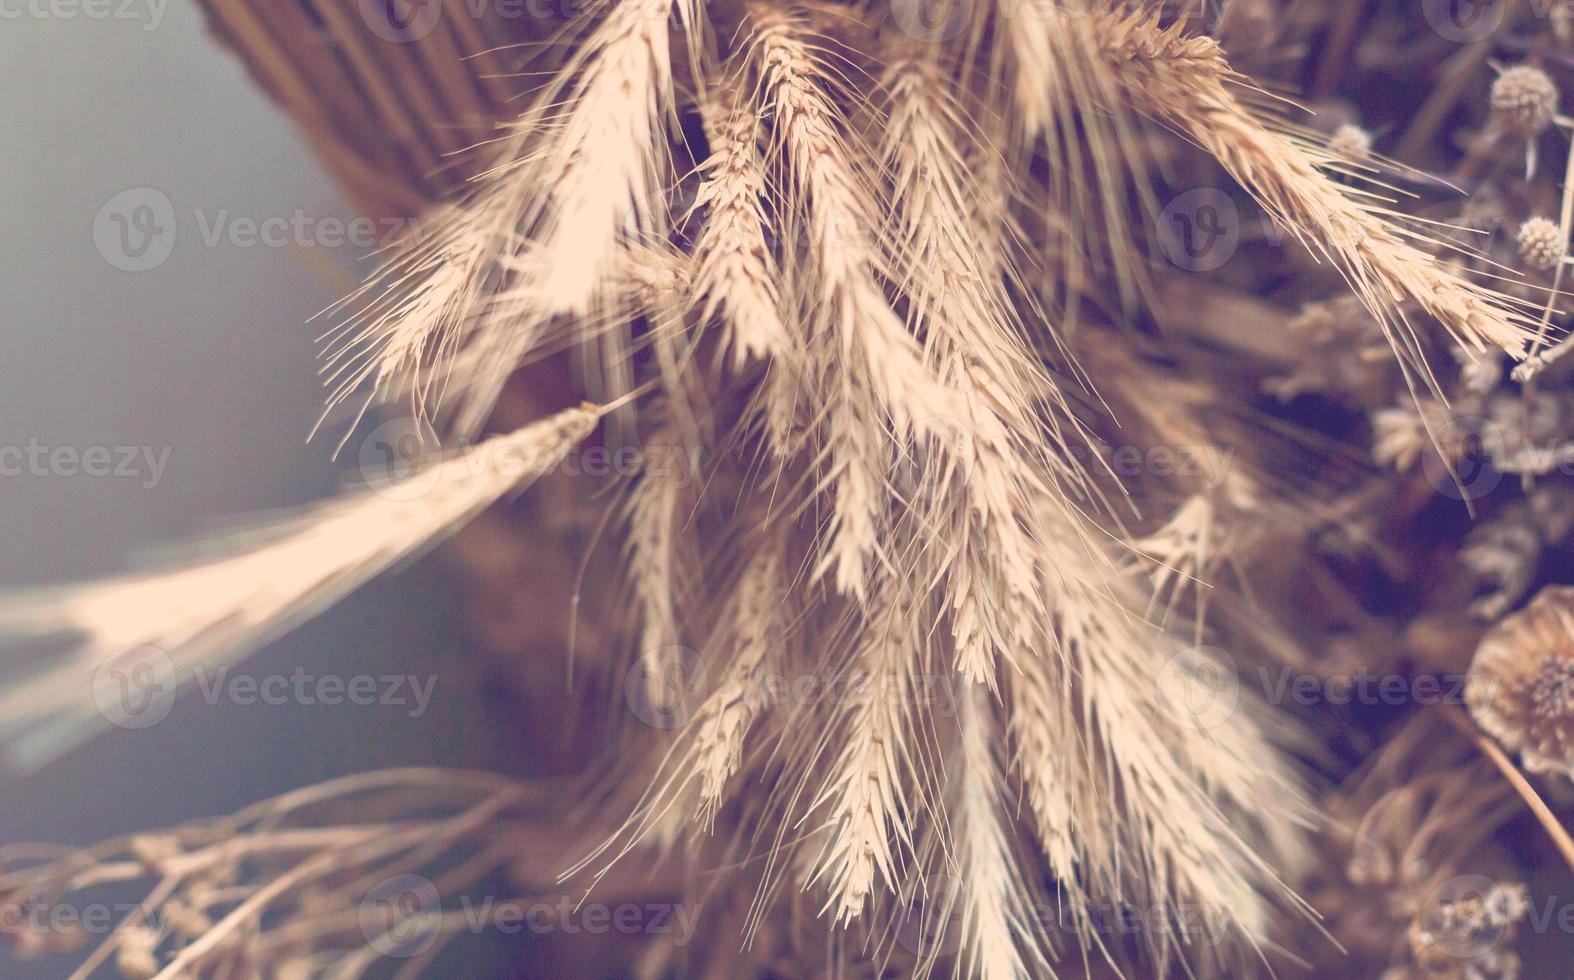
xmin=11 ymin=1 xmax=1574 ymax=977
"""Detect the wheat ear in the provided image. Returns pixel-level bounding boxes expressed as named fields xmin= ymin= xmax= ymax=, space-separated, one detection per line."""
xmin=562 ymin=542 xmax=781 ymax=889
xmin=999 ymin=0 xmax=1151 ymax=302
xmin=624 ymin=421 xmax=700 ymax=749
xmin=804 ymin=601 xmax=918 ymax=923
xmin=512 ymin=0 xmax=693 ymax=317
xmin=0 ymin=406 xmax=598 ymax=769
xmin=1046 ymin=560 xmax=1300 ymax=965
xmin=1005 ymin=633 xmax=1094 ymax=931
xmin=320 ymin=0 xmax=696 ymax=440
xmin=949 ymin=684 xmax=1046 ymax=980
xmin=692 ymin=547 xmax=780 ymax=827
xmin=1095 ymin=8 xmax=1537 ymax=364
xmin=448 ymin=244 xmax=694 ymax=440
xmin=692 ymin=86 xmax=791 ymax=371
xmin=316 ymin=207 xmax=497 ymax=436
xmin=748 ymin=6 xmax=963 ymax=596
xmin=880 ymin=50 xmax=1067 ymax=687
xmin=751 ymin=8 xmax=959 ymax=436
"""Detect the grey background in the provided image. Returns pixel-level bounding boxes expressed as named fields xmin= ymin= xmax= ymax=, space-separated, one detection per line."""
xmin=0 ymin=6 xmax=523 ymax=975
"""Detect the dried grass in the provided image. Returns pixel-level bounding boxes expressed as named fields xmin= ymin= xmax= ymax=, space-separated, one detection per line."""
xmin=6 ymin=2 xmax=1566 ymax=977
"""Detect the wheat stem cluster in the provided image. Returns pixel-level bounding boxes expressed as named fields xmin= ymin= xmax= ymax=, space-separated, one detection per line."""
xmin=1 ymin=2 xmax=1550 ymax=977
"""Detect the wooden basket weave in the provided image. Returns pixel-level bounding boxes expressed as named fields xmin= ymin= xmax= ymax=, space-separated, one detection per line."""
xmin=193 ymin=0 xmax=552 ymax=218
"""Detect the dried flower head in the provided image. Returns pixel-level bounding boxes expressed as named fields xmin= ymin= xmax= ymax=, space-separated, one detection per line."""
xmin=1407 ymin=882 xmax=1528 ymax=977
xmin=1372 ymin=400 xmax=1446 ymax=469
xmin=1517 ymin=216 xmax=1565 ymax=270
xmin=1468 ymin=585 xmax=1574 ymax=776
xmin=1491 ymin=65 xmax=1560 ymax=138
xmin=114 ymin=926 xmax=159 ymax=979
xmin=1328 ymin=123 xmax=1373 ymax=161
xmin=1456 ymin=347 xmax=1504 ymax=394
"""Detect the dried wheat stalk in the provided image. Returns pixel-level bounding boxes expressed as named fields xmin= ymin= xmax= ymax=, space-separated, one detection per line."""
xmin=4 ymin=2 xmax=1561 ymax=977
xmin=1096 ymin=8 xmax=1539 ymax=368
xmin=0 ymin=405 xmax=597 ymax=769
xmin=692 ymin=86 xmax=792 ymax=371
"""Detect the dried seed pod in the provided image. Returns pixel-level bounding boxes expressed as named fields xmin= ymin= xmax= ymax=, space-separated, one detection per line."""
xmin=162 ymin=901 xmax=214 ymax=939
xmin=1460 ymin=506 xmax=1544 ymax=621
xmin=1483 ymin=883 xmax=1531 ymax=928
xmin=114 ymin=926 xmax=159 ymax=979
xmin=1458 ymin=351 xmax=1504 ymax=393
xmin=1328 ymin=123 xmax=1373 ymax=161
xmin=128 ymin=834 xmax=179 ymax=872
xmin=1491 ymin=65 xmax=1560 ymax=138
xmin=1467 ymin=585 xmax=1574 ymax=776
xmin=1517 ymin=216 xmax=1564 ymax=271
xmin=1406 ymin=883 xmax=1527 ymax=974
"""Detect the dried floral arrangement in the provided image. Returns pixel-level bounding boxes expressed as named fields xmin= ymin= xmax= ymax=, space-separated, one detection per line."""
xmin=8 ymin=0 xmax=1574 ymax=977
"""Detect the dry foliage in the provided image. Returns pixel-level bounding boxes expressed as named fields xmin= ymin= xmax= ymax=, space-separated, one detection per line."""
xmin=11 ymin=1 xmax=1574 ymax=977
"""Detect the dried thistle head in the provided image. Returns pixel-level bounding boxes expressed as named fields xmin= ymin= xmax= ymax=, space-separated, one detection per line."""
xmin=1469 ymin=586 xmax=1574 ymax=778
xmin=1491 ymin=65 xmax=1560 ymax=138
xmin=1516 ymin=215 xmax=1564 ymax=271
xmin=1406 ymin=881 xmax=1528 ymax=980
